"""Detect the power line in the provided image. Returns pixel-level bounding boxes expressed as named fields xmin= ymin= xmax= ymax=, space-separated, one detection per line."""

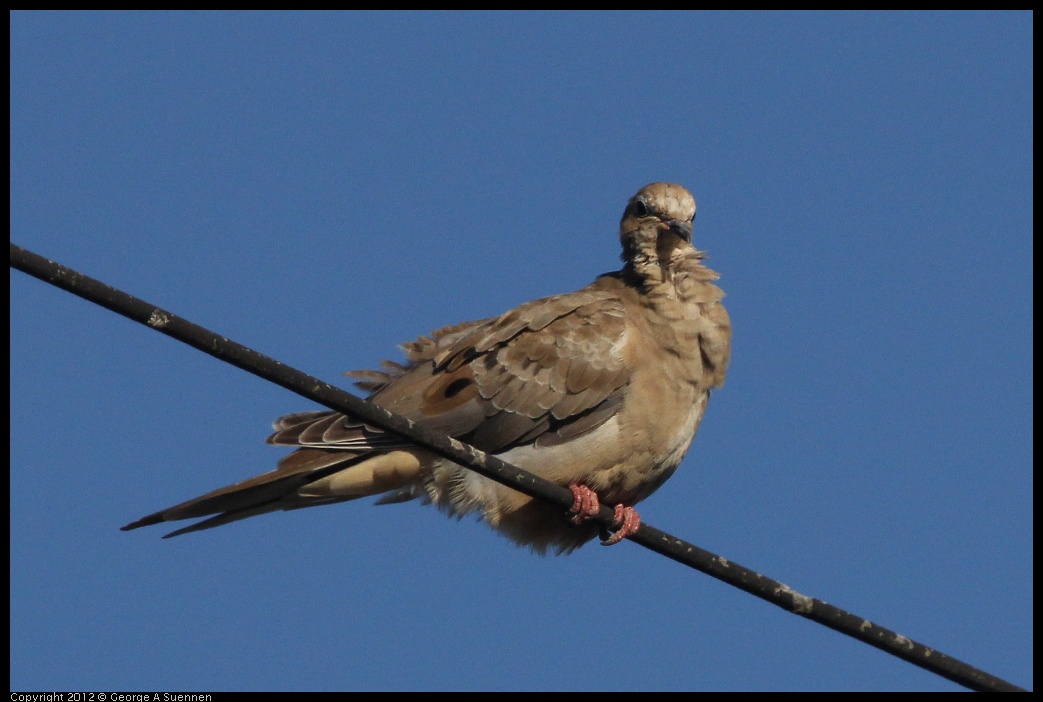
xmin=10 ymin=242 xmax=1026 ymax=692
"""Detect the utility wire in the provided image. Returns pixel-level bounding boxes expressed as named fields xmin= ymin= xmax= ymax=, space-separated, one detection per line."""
xmin=10 ymin=242 xmax=1026 ymax=692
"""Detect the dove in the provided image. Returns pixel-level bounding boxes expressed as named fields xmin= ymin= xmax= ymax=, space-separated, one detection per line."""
xmin=122 ymin=182 xmax=732 ymax=554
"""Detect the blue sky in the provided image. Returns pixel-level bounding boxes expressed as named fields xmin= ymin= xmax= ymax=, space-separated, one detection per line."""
xmin=10 ymin=11 xmax=1032 ymax=692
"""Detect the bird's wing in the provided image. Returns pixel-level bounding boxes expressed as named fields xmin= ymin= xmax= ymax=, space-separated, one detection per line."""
xmin=269 ymin=285 xmax=631 ymax=455
xmin=122 ymin=285 xmax=632 ymax=536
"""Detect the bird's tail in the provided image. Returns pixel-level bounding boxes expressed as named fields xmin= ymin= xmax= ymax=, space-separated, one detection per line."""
xmin=121 ymin=447 xmax=427 ymax=538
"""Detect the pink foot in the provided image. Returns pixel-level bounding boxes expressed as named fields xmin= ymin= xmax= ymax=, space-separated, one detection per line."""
xmin=567 ymin=484 xmax=641 ymax=546
xmin=568 ymin=484 xmax=600 ymax=525
xmin=600 ymin=504 xmax=641 ymax=546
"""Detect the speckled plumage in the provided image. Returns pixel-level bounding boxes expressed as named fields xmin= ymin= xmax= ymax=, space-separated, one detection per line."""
xmin=122 ymin=183 xmax=731 ymax=553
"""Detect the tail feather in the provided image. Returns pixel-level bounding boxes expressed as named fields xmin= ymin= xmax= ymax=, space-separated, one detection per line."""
xmin=121 ymin=448 xmax=430 ymax=537
xmin=159 ymin=494 xmax=362 ymax=539
xmin=121 ymin=451 xmax=369 ymax=535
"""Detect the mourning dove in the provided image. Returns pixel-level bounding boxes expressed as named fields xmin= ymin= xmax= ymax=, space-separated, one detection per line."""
xmin=122 ymin=183 xmax=732 ymax=553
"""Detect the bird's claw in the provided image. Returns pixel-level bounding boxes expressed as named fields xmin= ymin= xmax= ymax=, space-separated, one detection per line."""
xmin=567 ymin=484 xmax=600 ymax=525
xmin=599 ymin=504 xmax=641 ymax=546
xmin=568 ymin=484 xmax=640 ymax=546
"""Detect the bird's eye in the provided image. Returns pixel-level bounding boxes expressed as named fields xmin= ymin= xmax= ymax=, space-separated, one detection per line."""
xmin=633 ymin=199 xmax=648 ymax=217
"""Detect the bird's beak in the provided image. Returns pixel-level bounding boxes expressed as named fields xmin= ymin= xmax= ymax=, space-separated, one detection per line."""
xmin=664 ymin=219 xmax=693 ymax=243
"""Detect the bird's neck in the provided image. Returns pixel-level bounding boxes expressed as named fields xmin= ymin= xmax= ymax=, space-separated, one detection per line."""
xmin=625 ymin=245 xmax=718 ymax=309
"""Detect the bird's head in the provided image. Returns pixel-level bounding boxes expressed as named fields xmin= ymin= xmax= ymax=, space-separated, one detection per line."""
xmin=619 ymin=182 xmax=697 ymax=266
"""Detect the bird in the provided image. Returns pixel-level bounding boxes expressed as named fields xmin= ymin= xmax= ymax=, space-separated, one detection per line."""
xmin=121 ymin=182 xmax=732 ymax=554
